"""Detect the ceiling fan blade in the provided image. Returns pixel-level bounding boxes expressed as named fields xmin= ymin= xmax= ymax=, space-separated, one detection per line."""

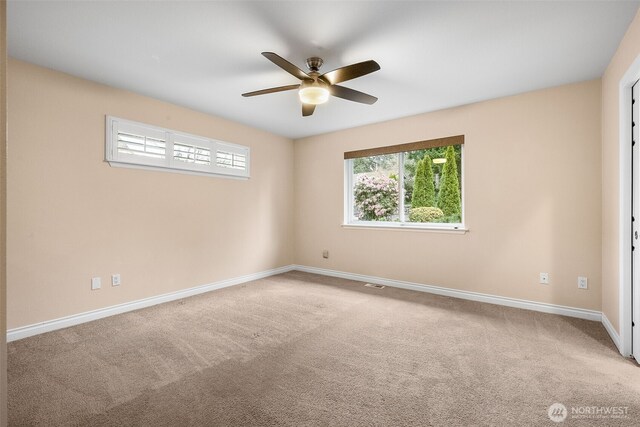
xmin=262 ymin=52 xmax=310 ymax=81
xmin=242 ymin=84 xmax=300 ymax=97
xmin=330 ymin=85 xmax=378 ymax=105
xmin=320 ymin=60 xmax=380 ymax=85
xmin=302 ymin=103 xmax=316 ymax=117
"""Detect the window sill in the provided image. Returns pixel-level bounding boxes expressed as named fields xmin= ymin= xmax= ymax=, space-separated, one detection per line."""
xmin=107 ymin=160 xmax=250 ymax=180
xmin=342 ymin=223 xmax=468 ymax=234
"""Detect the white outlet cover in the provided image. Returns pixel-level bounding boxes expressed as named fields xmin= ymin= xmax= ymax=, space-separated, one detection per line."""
xmin=578 ymin=276 xmax=588 ymax=289
xmin=112 ymin=274 xmax=121 ymax=286
xmin=91 ymin=277 xmax=101 ymax=290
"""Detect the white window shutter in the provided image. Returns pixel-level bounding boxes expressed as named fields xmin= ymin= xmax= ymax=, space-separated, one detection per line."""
xmin=215 ymin=143 xmax=250 ymax=177
xmin=106 ymin=116 xmax=250 ymax=179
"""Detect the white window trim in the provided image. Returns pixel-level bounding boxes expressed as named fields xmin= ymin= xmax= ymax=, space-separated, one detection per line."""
xmin=343 ymin=146 xmax=466 ymax=231
xmin=341 ymin=224 xmax=468 ymax=234
xmin=105 ymin=116 xmax=250 ymax=179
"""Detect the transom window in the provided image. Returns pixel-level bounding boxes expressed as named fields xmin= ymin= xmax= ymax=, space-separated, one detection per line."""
xmin=106 ymin=116 xmax=250 ymax=178
xmin=344 ymin=135 xmax=464 ymax=229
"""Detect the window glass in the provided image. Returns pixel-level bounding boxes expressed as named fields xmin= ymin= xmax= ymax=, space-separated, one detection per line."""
xmin=352 ymin=154 xmax=400 ymax=222
xmin=347 ymin=143 xmax=463 ymax=228
xmin=403 ymin=145 xmax=462 ymax=224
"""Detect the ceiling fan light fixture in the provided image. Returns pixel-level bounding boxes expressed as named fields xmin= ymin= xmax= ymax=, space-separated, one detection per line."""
xmin=298 ymin=81 xmax=329 ymax=105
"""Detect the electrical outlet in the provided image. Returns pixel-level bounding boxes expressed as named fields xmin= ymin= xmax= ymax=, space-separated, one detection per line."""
xmin=322 ymin=250 xmax=329 ymax=259
xmin=91 ymin=277 xmax=101 ymax=290
xmin=539 ymin=272 xmax=549 ymax=284
xmin=578 ymin=276 xmax=588 ymax=289
xmin=112 ymin=274 xmax=121 ymax=287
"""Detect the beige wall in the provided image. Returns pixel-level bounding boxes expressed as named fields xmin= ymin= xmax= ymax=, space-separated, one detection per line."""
xmin=1 ymin=1 xmax=7 ymax=425
xmin=4 ymin=42 xmax=615 ymax=335
xmin=601 ymin=10 xmax=640 ymax=334
xmin=294 ymin=80 xmax=602 ymax=311
xmin=7 ymin=59 xmax=294 ymax=329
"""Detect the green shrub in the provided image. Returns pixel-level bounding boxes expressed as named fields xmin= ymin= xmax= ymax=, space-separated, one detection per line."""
xmin=409 ymin=206 xmax=444 ymax=222
xmin=353 ymin=175 xmax=399 ymax=221
xmin=411 ymin=156 xmax=435 ymax=208
xmin=437 ymin=145 xmax=461 ymax=217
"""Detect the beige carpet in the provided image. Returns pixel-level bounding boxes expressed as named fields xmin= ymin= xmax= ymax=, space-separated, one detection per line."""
xmin=7 ymin=271 xmax=640 ymax=426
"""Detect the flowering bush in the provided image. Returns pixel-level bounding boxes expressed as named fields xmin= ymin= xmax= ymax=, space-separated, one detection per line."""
xmin=354 ymin=175 xmax=399 ymax=221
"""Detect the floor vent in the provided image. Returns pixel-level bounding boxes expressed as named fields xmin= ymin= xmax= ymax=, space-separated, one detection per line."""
xmin=364 ymin=283 xmax=385 ymax=289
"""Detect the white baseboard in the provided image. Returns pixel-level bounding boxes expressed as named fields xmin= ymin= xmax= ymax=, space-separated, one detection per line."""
xmin=7 ymin=265 xmax=295 ymax=342
xmin=292 ymin=265 xmax=602 ymax=322
xmin=6 ymin=264 xmax=608 ymax=343
xmin=601 ymin=313 xmax=622 ymax=352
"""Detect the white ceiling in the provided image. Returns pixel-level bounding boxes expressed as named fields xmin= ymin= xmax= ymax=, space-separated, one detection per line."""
xmin=8 ymin=1 xmax=640 ymax=139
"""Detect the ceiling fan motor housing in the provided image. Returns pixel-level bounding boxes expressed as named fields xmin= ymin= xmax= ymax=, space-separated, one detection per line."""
xmin=306 ymin=57 xmax=324 ymax=72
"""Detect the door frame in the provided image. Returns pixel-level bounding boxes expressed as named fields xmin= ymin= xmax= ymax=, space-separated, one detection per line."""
xmin=618 ymin=54 xmax=640 ymax=358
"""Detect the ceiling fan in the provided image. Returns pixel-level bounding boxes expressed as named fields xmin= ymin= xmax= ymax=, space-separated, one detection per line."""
xmin=242 ymin=52 xmax=380 ymax=117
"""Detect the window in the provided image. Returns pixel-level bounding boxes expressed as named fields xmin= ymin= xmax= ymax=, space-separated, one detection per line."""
xmin=344 ymin=135 xmax=464 ymax=229
xmin=106 ymin=116 xmax=250 ymax=178
xmin=216 ymin=144 xmax=248 ymax=171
